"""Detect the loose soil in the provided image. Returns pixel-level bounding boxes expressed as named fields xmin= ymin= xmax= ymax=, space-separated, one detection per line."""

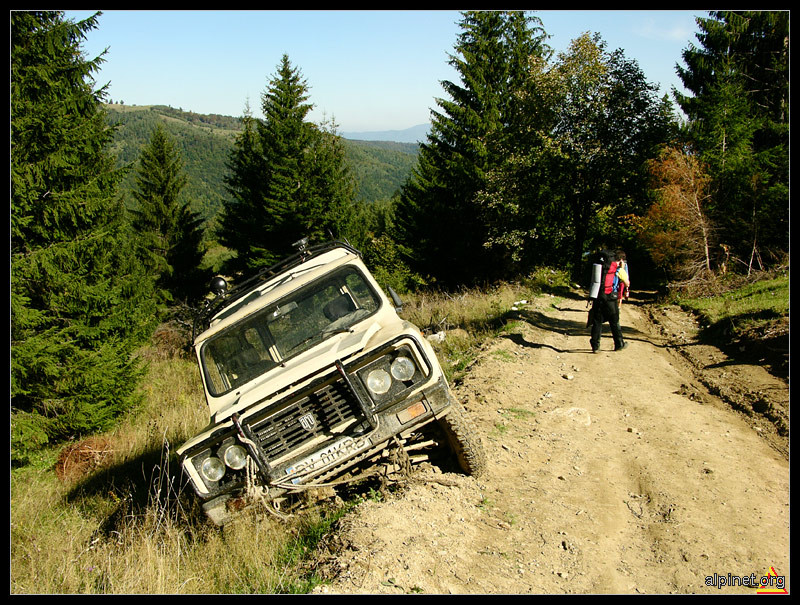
xmin=311 ymin=289 xmax=789 ymax=595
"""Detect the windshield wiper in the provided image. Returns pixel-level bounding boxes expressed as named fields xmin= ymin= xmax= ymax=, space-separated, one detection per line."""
xmin=324 ymin=327 xmax=354 ymax=337
xmin=290 ymin=327 xmax=354 ymax=353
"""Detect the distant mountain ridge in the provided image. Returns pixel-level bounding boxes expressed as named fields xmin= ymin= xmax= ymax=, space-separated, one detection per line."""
xmin=341 ymin=123 xmax=430 ymax=144
xmin=103 ymin=104 xmax=420 ymax=222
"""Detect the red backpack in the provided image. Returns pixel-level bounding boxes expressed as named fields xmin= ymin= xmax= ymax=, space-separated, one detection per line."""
xmin=603 ymin=260 xmax=618 ymax=295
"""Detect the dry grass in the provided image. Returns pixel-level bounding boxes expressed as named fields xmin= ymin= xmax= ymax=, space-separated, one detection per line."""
xmin=54 ymin=436 xmax=113 ymax=482
xmin=399 ymin=269 xmax=571 ymax=382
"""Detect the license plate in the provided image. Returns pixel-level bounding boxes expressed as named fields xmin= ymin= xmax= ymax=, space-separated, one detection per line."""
xmin=284 ymin=435 xmax=371 ymax=484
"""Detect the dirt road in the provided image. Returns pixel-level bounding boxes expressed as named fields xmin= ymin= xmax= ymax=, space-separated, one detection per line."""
xmin=312 ymin=289 xmax=789 ymax=594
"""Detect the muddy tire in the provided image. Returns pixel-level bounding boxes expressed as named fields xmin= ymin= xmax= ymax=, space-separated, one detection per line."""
xmin=438 ymin=400 xmax=487 ymax=476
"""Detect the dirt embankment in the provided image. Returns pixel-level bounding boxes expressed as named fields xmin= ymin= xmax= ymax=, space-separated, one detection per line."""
xmin=311 ymin=289 xmax=789 ymax=595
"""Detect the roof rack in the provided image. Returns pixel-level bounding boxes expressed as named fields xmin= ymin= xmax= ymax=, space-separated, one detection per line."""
xmin=193 ymin=239 xmax=361 ymax=339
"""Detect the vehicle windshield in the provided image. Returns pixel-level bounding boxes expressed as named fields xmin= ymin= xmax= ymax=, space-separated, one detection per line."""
xmin=201 ymin=266 xmax=381 ymax=396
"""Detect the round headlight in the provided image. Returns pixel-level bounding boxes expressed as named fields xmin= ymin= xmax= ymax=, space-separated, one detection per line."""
xmin=200 ymin=456 xmax=225 ymax=482
xmin=366 ymin=368 xmax=392 ymax=395
xmin=222 ymin=444 xmax=248 ymax=470
xmin=390 ymin=356 xmax=416 ymax=382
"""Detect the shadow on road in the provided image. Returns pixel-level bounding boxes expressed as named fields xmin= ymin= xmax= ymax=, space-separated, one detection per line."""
xmin=507 ymin=304 xmax=704 ymax=355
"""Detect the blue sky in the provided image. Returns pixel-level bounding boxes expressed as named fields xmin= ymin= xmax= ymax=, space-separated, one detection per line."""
xmin=63 ymin=10 xmax=706 ymax=133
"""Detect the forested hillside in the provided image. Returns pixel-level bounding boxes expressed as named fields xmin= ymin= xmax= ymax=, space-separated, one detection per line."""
xmin=343 ymin=140 xmax=419 ymax=205
xmin=106 ymin=104 xmax=419 ymax=222
xmin=107 ymin=104 xmax=239 ymax=222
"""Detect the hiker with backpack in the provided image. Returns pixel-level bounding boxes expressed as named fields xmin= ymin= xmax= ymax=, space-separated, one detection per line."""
xmin=587 ymin=249 xmax=629 ymax=353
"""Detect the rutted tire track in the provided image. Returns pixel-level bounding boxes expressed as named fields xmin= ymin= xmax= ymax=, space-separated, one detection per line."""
xmin=643 ymin=304 xmax=789 ymax=455
xmin=312 ymin=292 xmax=790 ymax=594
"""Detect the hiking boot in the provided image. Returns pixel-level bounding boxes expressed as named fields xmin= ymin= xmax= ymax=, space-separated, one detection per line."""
xmin=614 ymin=342 xmax=628 ymax=351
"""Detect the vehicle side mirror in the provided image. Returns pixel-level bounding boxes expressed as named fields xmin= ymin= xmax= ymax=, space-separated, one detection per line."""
xmin=387 ymin=287 xmax=403 ymax=312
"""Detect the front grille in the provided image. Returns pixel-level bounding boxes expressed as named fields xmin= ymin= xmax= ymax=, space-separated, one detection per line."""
xmin=247 ymin=378 xmax=365 ymax=461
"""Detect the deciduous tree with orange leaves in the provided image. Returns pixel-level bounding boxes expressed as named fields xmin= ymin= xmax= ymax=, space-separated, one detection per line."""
xmin=634 ymin=146 xmax=716 ymax=285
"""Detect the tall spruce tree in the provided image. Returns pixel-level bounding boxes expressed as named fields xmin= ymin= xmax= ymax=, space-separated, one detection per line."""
xmin=675 ymin=11 xmax=789 ymax=266
xmin=11 ymin=11 xmax=159 ymax=455
xmin=394 ymin=11 xmax=548 ymax=286
xmin=219 ymin=55 xmax=355 ymax=276
xmin=130 ymin=123 xmax=209 ymax=304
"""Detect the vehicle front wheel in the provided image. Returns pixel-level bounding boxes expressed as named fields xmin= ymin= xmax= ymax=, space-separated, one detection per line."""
xmin=438 ymin=400 xmax=487 ymax=477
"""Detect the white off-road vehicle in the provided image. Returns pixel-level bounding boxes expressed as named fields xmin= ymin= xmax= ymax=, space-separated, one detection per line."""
xmin=178 ymin=240 xmax=486 ymax=525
